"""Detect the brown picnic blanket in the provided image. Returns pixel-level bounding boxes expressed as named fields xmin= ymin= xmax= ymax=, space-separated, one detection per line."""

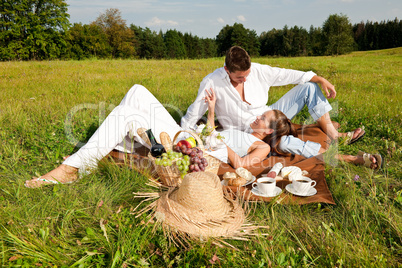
xmin=108 ymin=122 xmax=337 ymax=205
xmin=218 ymin=123 xmax=336 ymax=205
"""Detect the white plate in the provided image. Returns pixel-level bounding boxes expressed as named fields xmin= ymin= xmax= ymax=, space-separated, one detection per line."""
xmin=251 ymin=186 xmax=282 ymax=198
xmin=221 ymin=176 xmax=255 ymax=187
xmin=285 ymin=184 xmax=317 ymax=197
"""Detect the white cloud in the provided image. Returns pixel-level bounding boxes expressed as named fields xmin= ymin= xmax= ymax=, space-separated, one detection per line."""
xmin=217 ymin=17 xmax=225 ymax=24
xmin=145 ymin=17 xmax=178 ymax=26
xmin=166 ymin=20 xmax=179 ymax=26
xmin=237 ymin=15 xmax=246 ymax=22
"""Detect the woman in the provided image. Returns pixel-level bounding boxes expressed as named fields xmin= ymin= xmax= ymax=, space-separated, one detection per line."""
xmin=205 ymin=88 xmax=383 ymax=170
xmin=25 ymin=85 xmax=270 ymax=188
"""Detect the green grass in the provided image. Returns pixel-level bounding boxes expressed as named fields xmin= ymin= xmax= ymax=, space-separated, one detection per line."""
xmin=0 ymin=48 xmax=401 ymax=267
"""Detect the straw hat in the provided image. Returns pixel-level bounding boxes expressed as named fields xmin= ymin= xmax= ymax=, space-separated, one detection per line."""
xmin=154 ymin=171 xmax=245 ymax=238
xmin=134 ymin=171 xmax=267 ymax=244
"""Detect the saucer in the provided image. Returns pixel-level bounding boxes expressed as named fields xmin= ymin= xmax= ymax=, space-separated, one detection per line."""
xmin=251 ymin=186 xmax=282 ymax=198
xmin=221 ymin=176 xmax=255 ymax=187
xmin=285 ymin=184 xmax=317 ymax=197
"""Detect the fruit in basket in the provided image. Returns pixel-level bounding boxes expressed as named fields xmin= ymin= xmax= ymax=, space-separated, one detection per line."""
xmin=155 ymin=151 xmax=190 ymax=175
xmin=177 ymin=139 xmax=192 ymax=149
xmin=186 ymin=137 xmax=197 ymax=148
xmin=154 ymin=143 xmax=210 ymax=177
xmin=173 ymin=146 xmax=208 ymax=173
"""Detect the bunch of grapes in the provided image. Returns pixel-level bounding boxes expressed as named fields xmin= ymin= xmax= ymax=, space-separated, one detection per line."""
xmin=154 ymin=143 xmax=209 ymax=178
xmin=154 ymin=151 xmax=190 ymax=177
xmin=174 ymin=144 xmax=208 ymax=173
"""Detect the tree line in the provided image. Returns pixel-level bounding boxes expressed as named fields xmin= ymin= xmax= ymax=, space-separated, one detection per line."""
xmin=0 ymin=1 xmax=401 ymax=61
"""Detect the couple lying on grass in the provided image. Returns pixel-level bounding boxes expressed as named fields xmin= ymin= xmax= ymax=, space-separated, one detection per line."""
xmin=25 ymin=46 xmax=382 ymax=188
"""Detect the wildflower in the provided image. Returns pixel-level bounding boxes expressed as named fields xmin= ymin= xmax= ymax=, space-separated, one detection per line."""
xmin=354 ymin=175 xmax=360 ymax=181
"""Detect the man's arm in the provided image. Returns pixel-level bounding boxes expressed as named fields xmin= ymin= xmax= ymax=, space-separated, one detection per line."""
xmin=310 ymin=75 xmax=336 ymax=99
xmin=258 ymin=63 xmax=335 ymax=98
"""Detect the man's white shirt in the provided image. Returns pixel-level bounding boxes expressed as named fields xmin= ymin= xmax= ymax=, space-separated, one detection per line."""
xmin=181 ymin=62 xmax=316 ymax=132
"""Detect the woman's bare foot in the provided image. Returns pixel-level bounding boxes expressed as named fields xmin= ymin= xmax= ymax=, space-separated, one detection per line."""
xmin=338 ymin=153 xmax=380 ymax=169
xmin=354 ymin=154 xmax=378 ymax=169
xmin=25 ymin=164 xmax=79 ymax=188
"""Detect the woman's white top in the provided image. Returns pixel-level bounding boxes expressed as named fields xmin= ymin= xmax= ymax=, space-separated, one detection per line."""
xmin=219 ymin=129 xmax=261 ymax=157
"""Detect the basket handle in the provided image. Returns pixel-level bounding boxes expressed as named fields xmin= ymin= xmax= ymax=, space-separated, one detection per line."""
xmin=172 ymin=129 xmax=204 ymax=150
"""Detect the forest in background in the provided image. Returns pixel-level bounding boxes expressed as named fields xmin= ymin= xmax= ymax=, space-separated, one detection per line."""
xmin=1 ymin=1 xmax=401 ymax=60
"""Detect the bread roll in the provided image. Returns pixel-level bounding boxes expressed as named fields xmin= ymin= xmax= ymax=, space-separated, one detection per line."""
xmin=235 ymin=167 xmax=252 ymax=181
xmin=280 ymin=166 xmax=302 ymax=180
xmin=160 ymin=132 xmax=173 ymax=151
xmin=223 ymin=172 xmax=237 ymax=180
xmin=229 ymin=177 xmax=247 ymax=187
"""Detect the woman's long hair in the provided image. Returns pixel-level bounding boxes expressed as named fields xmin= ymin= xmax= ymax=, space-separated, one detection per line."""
xmin=263 ymin=110 xmax=298 ymax=156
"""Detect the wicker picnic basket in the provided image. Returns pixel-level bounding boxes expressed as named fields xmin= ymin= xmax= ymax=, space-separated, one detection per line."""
xmin=147 ymin=129 xmax=222 ymax=187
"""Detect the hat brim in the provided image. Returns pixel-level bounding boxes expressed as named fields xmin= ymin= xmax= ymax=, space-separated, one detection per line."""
xmin=155 ymin=187 xmax=245 ymax=238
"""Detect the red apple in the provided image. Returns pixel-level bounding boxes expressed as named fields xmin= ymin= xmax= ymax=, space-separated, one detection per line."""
xmin=177 ymin=139 xmax=192 ymax=149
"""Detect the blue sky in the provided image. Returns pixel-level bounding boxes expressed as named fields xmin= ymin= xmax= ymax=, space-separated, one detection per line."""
xmin=66 ymin=0 xmax=401 ymax=38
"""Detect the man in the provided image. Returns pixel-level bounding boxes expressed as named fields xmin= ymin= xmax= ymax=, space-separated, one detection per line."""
xmin=181 ymin=46 xmax=364 ymax=155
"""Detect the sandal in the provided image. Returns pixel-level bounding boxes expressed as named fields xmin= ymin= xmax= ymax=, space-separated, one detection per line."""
xmin=357 ymin=151 xmax=383 ymax=170
xmin=342 ymin=127 xmax=365 ymax=145
xmin=24 ymin=176 xmax=73 ymax=188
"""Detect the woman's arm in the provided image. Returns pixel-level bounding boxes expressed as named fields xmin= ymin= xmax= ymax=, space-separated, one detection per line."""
xmin=204 ymin=88 xmax=216 ymax=129
xmin=204 ymin=88 xmax=270 ymax=168
xmin=227 ymin=141 xmax=271 ymax=169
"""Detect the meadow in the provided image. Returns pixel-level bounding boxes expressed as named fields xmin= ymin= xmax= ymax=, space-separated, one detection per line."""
xmin=0 ymin=48 xmax=401 ymax=267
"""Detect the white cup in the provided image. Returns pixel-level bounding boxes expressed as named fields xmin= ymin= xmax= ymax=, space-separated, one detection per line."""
xmin=252 ymin=177 xmax=276 ymax=195
xmin=292 ymin=177 xmax=316 ymax=195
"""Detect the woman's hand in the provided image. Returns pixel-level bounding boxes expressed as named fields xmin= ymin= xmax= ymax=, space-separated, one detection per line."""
xmin=204 ymin=88 xmax=216 ymax=129
xmin=204 ymin=88 xmax=216 ymax=110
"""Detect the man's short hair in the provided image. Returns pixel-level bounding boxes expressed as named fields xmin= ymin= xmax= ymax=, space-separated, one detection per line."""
xmin=225 ymin=46 xmax=251 ymax=73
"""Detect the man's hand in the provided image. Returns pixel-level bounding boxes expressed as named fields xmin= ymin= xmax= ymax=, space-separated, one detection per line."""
xmin=311 ymin=75 xmax=336 ymax=99
xmin=321 ymin=78 xmax=336 ymax=99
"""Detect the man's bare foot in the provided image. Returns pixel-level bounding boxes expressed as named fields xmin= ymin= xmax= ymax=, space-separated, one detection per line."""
xmin=25 ymin=164 xmax=79 ymax=188
xmin=340 ymin=128 xmax=363 ymax=140
xmin=337 ymin=127 xmax=366 ymax=145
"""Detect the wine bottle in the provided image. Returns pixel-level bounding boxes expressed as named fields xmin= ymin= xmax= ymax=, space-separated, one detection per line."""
xmin=146 ymin=129 xmax=166 ymax=158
